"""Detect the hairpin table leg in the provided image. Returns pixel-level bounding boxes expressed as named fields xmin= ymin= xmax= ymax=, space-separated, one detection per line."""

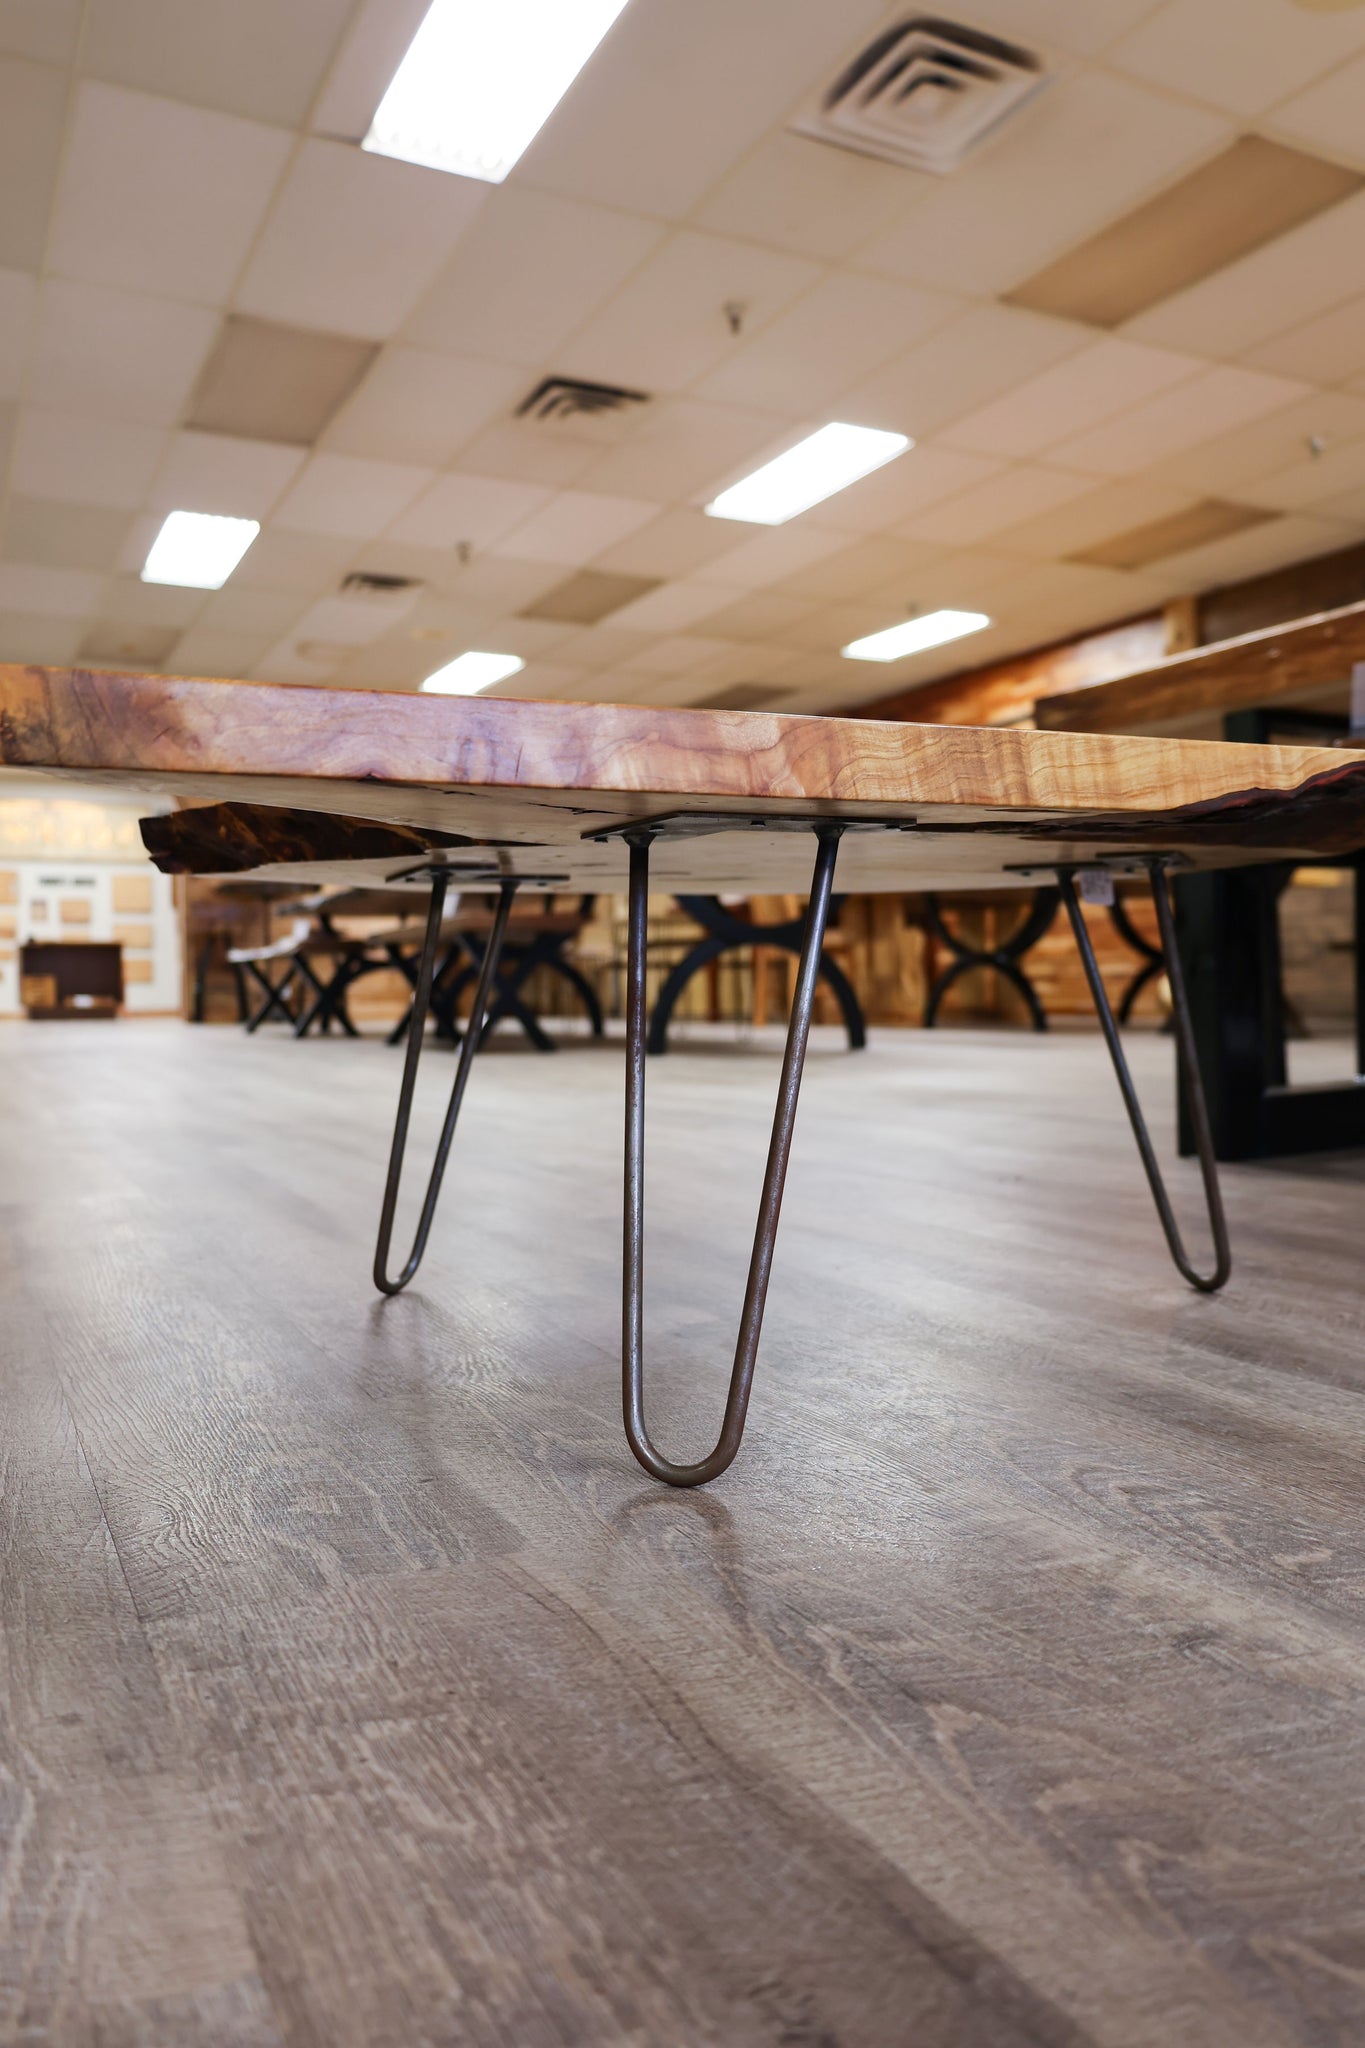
xmin=622 ymin=824 xmax=843 ymax=1485
xmin=374 ymin=873 xmax=519 ymax=1296
xmin=1060 ymin=862 xmax=1231 ymax=1294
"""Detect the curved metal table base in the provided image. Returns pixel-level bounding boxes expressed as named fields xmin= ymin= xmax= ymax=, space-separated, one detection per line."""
xmin=923 ymin=888 xmax=1060 ymax=1031
xmin=1060 ymin=863 xmax=1230 ymax=1295
xmin=623 ymin=826 xmax=843 ymax=1487
xmin=374 ymin=873 xmax=518 ymax=1296
xmin=647 ymin=894 xmax=864 ymax=1055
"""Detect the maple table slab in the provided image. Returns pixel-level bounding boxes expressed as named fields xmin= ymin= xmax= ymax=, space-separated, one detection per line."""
xmin=5 ymin=664 xmax=1365 ymax=1484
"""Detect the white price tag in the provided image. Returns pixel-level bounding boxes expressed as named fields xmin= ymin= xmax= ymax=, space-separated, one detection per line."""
xmin=1077 ymin=867 xmax=1115 ymax=907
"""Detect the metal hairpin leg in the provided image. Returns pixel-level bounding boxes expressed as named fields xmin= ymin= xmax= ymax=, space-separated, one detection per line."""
xmin=374 ymin=872 xmax=518 ymax=1296
xmin=1060 ymin=862 xmax=1231 ymax=1294
xmin=622 ymin=824 xmax=843 ymax=1486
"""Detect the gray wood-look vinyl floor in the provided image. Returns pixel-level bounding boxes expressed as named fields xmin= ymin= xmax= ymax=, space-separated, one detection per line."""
xmin=2 ymin=1015 xmax=1363 ymax=2048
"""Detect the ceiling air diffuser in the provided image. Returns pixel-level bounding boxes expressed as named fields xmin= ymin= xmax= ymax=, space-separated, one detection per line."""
xmin=793 ymin=15 xmax=1046 ymax=175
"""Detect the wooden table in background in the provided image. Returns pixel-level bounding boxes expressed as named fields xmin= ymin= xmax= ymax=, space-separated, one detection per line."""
xmin=1038 ymin=599 xmax=1365 ymax=1158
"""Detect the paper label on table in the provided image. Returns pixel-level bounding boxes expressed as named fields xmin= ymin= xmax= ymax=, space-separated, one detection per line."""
xmin=1077 ymin=867 xmax=1116 ymax=907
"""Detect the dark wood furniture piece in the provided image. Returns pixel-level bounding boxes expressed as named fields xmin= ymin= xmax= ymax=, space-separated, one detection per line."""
xmin=19 ymin=939 xmax=122 ymax=1018
xmin=1037 ymin=601 xmax=1365 ymax=1159
xmin=5 ymin=663 xmax=1364 ymax=1484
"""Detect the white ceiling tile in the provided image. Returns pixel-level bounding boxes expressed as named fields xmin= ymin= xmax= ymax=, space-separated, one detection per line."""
xmin=704 ymin=523 xmax=849 ymax=590
xmin=1236 ymin=434 xmax=1365 ymax=513
xmin=1144 ymin=389 xmax=1365 ymax=495
xmin=169 ymin=625 xmax=274 ymax=678
xmin=404 ymin=188 xmax=664 ymax=366
xmin=415 ymin=555 xmax=566 ymax=615
xmin=692 ymin=590 xmax=817 ymax=643
xmin=854 ymin=72 xmax=1229 ymax=297
xmin=1051 ymin=363 xmax=1310 ymax=476
xmin=554 ymin=230 xmax=821 ymax=394
xmin=1243 ymin=293 xmax=1365 ymax=387
xmin=0 ymin=267 xmax=35 ymax=399
xmin=941 ymin=338 xmax=1202 ymax=459
xmin=0 ymin=56 xmax=68 ymax=272
xmin=0 ymin=0 xmax=82 ymax=64
xmin=840 ymin=304 xmax=1092 ymax=441
xmin=387 ymin=473 xmax=552 ymax=551
xmin=575 ymin=399 xmax=793 ymax=502
xmin=991 ymin=475 xmax=1198 ymax=560
xmin=28 ymin=279 xmax=217 ymax=427
xmin=491 ymin=491 xmax=658 ymax=566
xmin=1 ymin=496 xmax=131 ymax=571
xmin=198 ymin=584 xmax=309 ymax=638
xmin=629 ymin=633 xmax=737 ymax=677
xmin=1270 ymin=49 xmax=1365 ymax=171
xmin=939 ymin=0 xmax=1161 ymax=58
xmin=0 ymin=614 xmax=84 ymax=663
xmin=692 ymin=130 xmax=935 ymax=263
xmin=1124 ymin=189 xmax=1365 ymax=355
xmin=321 ymin=347 xmax=523 ymax=465
xmin=96 ymin=574 xmax=206 ymax=628
xmin=82 ymin=0 xmax=357 ymax=127
xmin=603 ymin=580 xmax=733 ymax=633
xmin=447 ymin=419 xmax=604 ymax=490
xmin=770 ymin=535 xmax=943 ymax=602
xmin=1109 ymin=0 xmax=1365 ymax=118
xmin=695 ymin=272 xmax=963 ymax=413
xmin=227 ymin=527 xmax=358 ymax=593
xmin=148 ymin=431 xmax=306 ymax=519
xmin=273 ymin=452 xmax=434 ymax=538
xmin=236 ymin=139 xmax=487 ymax=343
xmin=809 ymin=445 xmax=1003 ymax=536
xmin=898 ymin=465 xmax=1097 ymax=546
xmin=12 ymin=409 xmax=168 ymax=509
xmin=0 ymin=563 xmax=107 ymax=619
xmin=517 ymin=0 xmax=887 ymax=220
xmin=590 ymin=508 xmax=744 ymax=580
xmin=49 ymin=83 xmax=293 ymax=306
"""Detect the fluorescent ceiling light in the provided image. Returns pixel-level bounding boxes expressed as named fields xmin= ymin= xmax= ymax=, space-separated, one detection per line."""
xmin=706 ymin=423 xmax=910 ymax=526
xmin=842 ymin=610 xmax=991 ymax=662
xmin=141 ymin=510 xmax=259 ymax=589
xmin=421 ymin=651 xmax=525 ymax=694
xmin=364 ymin=0 xmax=632 ymax=184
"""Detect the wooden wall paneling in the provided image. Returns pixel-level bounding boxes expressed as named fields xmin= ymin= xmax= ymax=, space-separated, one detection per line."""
xmin=113 ymin=923 xmax=154 ymax=949
xmin=59 ymin=897 xmax=92 ymax=925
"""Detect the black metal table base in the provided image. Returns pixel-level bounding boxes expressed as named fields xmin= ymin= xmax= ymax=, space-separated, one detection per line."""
xmin=922 ymin=888 xmax=1060 ymax=1030
xmin=646 ymin=894 xmax=864 ymax=1054
xmin=369 ymin=843 xmax=1233 ymax=1488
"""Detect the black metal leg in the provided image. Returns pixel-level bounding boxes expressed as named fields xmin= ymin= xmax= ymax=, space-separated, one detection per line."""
xmin=623 ymin=826 xmax=842 ymax=1487
xmin=1060 ymin=864 xmax=1230 ymax=1294
xmin=243 ymin=961 xmax=297 ymax=1031
xmin=374 ymin=876 xmax=518 ymax=1296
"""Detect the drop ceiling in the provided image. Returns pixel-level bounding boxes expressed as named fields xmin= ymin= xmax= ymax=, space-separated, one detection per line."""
xmin=3 ymin=0 xmax=1365 ymax=710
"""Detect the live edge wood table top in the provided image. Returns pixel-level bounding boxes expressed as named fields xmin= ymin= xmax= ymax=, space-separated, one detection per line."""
xmin=2 ymin=664 xmax=1365 ymax=894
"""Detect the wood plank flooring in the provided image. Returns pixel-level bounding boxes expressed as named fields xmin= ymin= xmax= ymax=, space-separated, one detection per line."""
xmin=2 ymin=1015 xmax=1363 ymax=2047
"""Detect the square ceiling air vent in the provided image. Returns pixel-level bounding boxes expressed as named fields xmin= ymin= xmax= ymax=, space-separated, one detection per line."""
xmin=793 ymin=15 xmax=1046 ymax=175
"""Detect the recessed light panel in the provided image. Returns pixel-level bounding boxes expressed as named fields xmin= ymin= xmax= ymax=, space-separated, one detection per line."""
xmin=142 ymin=511 xmax=259 ymax=590
xmin=421 ymin=651 xmax=525 ymax=694
xmin=364 ymin=0 xmax=633 ymax=184
xmin=842 ymin=610 xmax=990 ymax=662
xmin=707 ymin=423 xmax=910 ymax=526
xmin=1007 ymin=138 xmax=1362 ymax=329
